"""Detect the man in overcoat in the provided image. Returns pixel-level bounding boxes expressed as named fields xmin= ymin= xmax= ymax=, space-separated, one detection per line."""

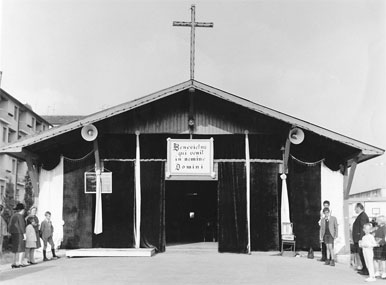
xmin=352 ymin=203 xmax=369 ymax=275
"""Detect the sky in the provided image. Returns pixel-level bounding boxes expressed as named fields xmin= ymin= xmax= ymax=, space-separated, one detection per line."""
xmin=0 ymin=0 xmax=385 ymax=193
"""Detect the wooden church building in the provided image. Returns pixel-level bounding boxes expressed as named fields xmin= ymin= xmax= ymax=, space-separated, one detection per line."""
xmin=0 ymin=79 xmax=383 ymax=255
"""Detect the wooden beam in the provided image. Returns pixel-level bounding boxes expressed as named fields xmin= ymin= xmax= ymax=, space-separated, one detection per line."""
xmin=93 ymin=140 xmax=101 ymax=170
xmin=283 ymin=138 xmax=291 ymax=174
xmin=25 ymin=152 xmax=39 ymax=198
xmin=341 ymin=157 xmax=358 ymax=255
xmin=344 ymin=158 xmax=358 ymax=199
xmin=341 ymin=164 xmax=350 ymax=255
xmin=188 ymin=88 xmax=195 ymax=138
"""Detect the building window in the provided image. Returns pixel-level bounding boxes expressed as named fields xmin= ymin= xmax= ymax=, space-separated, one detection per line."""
xmin=43 ymin=125 xmax=46 ymax=131
xmin=31 ymin=117 xmax=36 ymax=131
xmin=12 ymin=159 xmax=16 ymax=174
xmin=2 ymin=127 xmax=7 ymax=143
xmin=8 ymin=129 xmax=16 ymax=143
xmin=14 ymin=106 xmax=18 ymax=121
xmin=0 ymin=185 xmax=4 ymax=198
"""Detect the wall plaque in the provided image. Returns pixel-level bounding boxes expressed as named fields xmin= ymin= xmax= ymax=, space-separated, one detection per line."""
xmin=166 ymin=138 xmax=216 ymax=180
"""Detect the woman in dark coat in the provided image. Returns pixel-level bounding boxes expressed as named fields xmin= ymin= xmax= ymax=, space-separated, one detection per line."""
xmin=25 ymin=207 xmax=41 ymax=249
xmin=8 ymin=203 xmax=27 ymax=268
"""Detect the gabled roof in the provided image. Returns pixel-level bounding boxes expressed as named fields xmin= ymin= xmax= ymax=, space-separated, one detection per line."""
xmin=0 ymin=79 xmax=383 ymax=164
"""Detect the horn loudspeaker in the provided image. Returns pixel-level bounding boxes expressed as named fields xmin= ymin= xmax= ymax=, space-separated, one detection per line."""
xmin=81 ymin=124 xmax=98 ymax=141
xmin=289 ymin=128 xmax=304 ymax=145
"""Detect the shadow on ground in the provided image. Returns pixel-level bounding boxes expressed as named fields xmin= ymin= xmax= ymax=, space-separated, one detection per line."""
xmin=0 ymin=265 xmax=53 ymax=282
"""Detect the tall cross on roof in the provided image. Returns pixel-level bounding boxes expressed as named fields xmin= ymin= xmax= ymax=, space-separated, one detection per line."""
xmin=173 ymin=5 xmax=213 ymax=80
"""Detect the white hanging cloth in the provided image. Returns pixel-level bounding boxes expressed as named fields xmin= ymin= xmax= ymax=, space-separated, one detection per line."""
xmin=38 ymin=156 xmax=64 ymax=249
xmin=94 ymin=169 xmax=103 ymax=234
xmin=245 ymin=131 xmax=251 ymax=254
xmin=280 ymin=174 xmax=291 ymax=228
xmin=134 ymin=132 xmax=141 ymax=249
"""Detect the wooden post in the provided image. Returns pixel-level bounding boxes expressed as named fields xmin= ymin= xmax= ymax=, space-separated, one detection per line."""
xmin=93 ymin=140 xmax=103 ymax=235
xmin=342 ymin=158 xmax=358 ymax=256
xmin=93 ymin=140 xmax=101 ymax=170
xmin=245 ymin=130 xmax=251 ymax=254
xmin=283 ymin=138 xmax=291 ymax=174
xmin=345 ymin=159 xmax=358 ymax=199
xmin=188 ymin=87 xmax=195 ymax=139
xmin=135 ymin=131 xmax=141 ymax=249
xmin=25 ymin=153 xmax=40 ymax=199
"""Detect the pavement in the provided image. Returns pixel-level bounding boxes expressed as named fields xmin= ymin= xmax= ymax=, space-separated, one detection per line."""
xmin=0 ymin=243 xmax=375 ymax=284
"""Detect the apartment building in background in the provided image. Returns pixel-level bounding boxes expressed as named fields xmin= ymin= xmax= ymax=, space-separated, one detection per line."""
xmin=0 ymin=88 xmax=51 ymax=203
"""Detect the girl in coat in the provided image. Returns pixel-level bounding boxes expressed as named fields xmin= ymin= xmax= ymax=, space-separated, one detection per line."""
xmin=25 ymin=207 xmax=41 ymax=249
xmin=25 ymin=216 xmax=37 ymax=264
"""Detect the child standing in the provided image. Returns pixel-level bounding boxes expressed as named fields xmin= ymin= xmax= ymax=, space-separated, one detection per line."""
xmin=25 ymin=216 xmax=37 ymax=264
xmin=360 ymin=223 xmax=379 ymax=282
xmin=373 ymin=216 xmax=386 ymax=279
xmin=319 ymin=207 xmax=338 ymax=266
xmin=40 ymin=211 xmax=59 ymax=261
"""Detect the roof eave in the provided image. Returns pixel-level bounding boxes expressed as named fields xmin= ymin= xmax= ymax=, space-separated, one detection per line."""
xmin=192 ymin=80 xmax=385 ymax=161
xmin=0 ymin=79 xmax=383 ymax=165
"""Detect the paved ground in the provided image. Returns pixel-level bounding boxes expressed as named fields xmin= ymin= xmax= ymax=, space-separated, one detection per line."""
xmin=0 ymin=243 xmax=373 ymax=284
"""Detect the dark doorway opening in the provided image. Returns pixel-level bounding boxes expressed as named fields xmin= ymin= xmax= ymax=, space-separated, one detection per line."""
xmin=166 ymin=181 xmax=217 ymax=245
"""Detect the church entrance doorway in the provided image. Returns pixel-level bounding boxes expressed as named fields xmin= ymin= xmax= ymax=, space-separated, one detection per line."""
xmin=165 ymin=181 xmax=217 ymax=245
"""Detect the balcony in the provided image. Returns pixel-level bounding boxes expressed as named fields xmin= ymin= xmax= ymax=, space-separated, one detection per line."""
xmin=18 ymin=121 xmax=33 ymax=135
xmin=17 ymin=175 xmax=25 ymax=186
xmin=0 ymin=169 xmax=9 ymax=182
xmin=0 ymin=109 xmax=12 ymax=125
xmin=35 ymin=122 xmax=48 ymax=133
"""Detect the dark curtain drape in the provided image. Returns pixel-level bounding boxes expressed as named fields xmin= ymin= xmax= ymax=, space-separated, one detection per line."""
xmin=140 ymin=161 xmax=166 ymax=252
xmin=287 ymin=158 xmax=321 ymax=250
xmin=250 ymin=163 xmax=280 ymax=251
xmin=218 ymin=162 xmax=248 ymax=253
xmin=63 ymin=155 xmax=94 ymax=249
xmin=92 ymin=161 xmax=135 ymax=248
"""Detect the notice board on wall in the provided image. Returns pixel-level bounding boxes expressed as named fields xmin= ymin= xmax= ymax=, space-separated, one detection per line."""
xmin=166 ymin=138 xmax=217 ymax=180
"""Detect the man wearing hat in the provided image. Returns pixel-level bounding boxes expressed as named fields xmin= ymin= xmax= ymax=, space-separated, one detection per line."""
xmin=8 ymin=203 xmax=27 ymax=268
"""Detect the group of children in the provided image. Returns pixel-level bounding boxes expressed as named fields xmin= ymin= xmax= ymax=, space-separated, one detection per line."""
xmin=355 ymin=216 xmax=386 ymax=282
xmin=8 ymin=203 xmax=59 ymax=268
xmin=319 ymin=201 xmax=386 ymax=282
xmin=25 ymin=211 xmax=59 ymax=264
